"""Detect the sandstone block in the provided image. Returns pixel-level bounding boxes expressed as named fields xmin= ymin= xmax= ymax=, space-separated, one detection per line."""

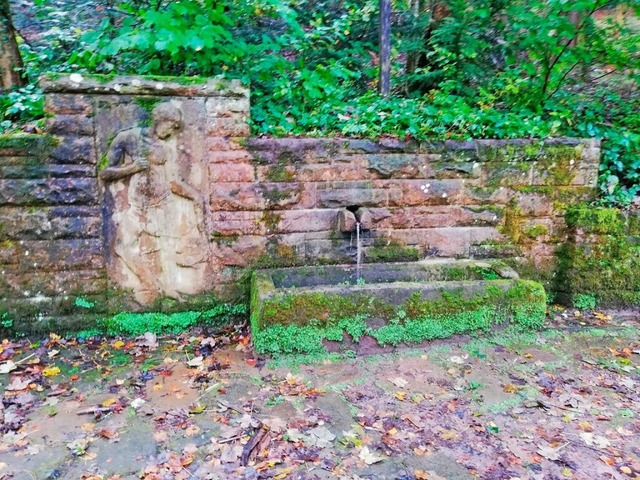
xmin=205 ymin=97 xmax=250 ymax=117
xmin=44 ymin=94 xmax=93 ymax=115
xmin=0 ymin=178 xmax=98 ymax=206
xmin=206 ymin=137 xmax=248 ymax=152
xmin=278 ymin=209 xmax=337 ymax=234
xmin=384 ymin=179 xmax=467 ymax=207
xmin=210 ymin=163 xmax=256 ymax=182
xmin=0 ymin=239 xmax=104 ymax=272
xmin=207 ymin=116 xmax=250 ymax=137
xmin=46 ymin=114 xmax=94 ymax=136
xmin=1 ymin=269 xmax=107 ymax=297
xmin=50 ymin=136 xmax=97 ymax=164
xmin=337 ymin=209 xmax=357 ymax=233
xmin=210 ymin=211 xmax=264 ymax=235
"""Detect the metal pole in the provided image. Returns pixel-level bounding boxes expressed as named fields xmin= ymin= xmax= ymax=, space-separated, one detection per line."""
xmin=379 ymin=0 xmax=391 ymax=96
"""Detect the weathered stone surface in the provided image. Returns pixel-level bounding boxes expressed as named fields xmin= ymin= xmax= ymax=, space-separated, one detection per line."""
xmin=211 ymin=182 xmax=314 ymax=211
xmin=0 ymin=178 xmax=98 ymax=206
xmin=338 ymin=209 xmax=357 ymax=233
xmin=211 ymin=211 xmax=263 ymax=236
xmin=0 ymin=239 xmax=104 ymax=271
xmin=0 ymin=269 xmax=107 ymax=296
xmin=368 ymin=206 xmax=502 ymax=229
xmin=41 ymin=73 xmax=249 ymax=98
xmin=210 ymin=235 xmax=268 ymax=267
xmin=205 ymin=96 xmax=250 ymax=116
xmin=46 ymin=114 xmax=94 ymax=136
xmin=50 ymin=136 xmax=97 ymax=164
xmin=278 ymin=209 xmax=337 ymax=234
xmin=384 ymin=179 xmax=469 ymax=207
xmin=387 ymin=227 xmax=503 ymax=257
xmin=0 ymin=207 xmax=101 ymax=240
xmin=207 ymin=115 xmax=250 ymax=137
xmin=206 ymin=136 xmax=247 ymax=152
xmin=0 ymin=163 xmax=94 ymax=179
xmin=44 ymin=93 xmax=94 ymax=114
xmin=210 ymin=162 xmax=256 ymax=182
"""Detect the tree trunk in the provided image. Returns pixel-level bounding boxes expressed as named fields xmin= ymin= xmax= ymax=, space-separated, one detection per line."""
xmin=379 ymin=0 xmax=391 ymax=96
xmin=0 ymin=0 xmax=25 ymax=90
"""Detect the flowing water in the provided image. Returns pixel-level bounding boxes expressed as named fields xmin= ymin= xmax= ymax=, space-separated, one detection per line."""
xmin=356 ymin=222 xmax=362 ymax=281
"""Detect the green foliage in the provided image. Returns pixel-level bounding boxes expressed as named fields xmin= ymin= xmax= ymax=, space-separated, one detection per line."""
xmin=0 ymin=85 xmax=44 ymax=133
xmin=573 ymin=293 xmax=597 ymax=310
xmin=74 ymin=297 xmax=95 ymax=309
xmin=6 ymin=0 xmax=640 ymax=203
xmin=102 ymin=303 xmax=246 ymax=336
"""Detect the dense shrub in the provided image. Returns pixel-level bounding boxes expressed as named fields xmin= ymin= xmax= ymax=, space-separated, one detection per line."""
xmin=3 ymin=0 xmax=640 ymax=204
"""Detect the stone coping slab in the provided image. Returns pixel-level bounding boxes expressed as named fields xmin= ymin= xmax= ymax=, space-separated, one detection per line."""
xmin=40 ymin=73 xmax=248 ymax=98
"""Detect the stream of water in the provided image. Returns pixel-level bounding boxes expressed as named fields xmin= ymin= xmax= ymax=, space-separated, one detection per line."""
xmin=356 ymin=222 xmax=362 ymax=282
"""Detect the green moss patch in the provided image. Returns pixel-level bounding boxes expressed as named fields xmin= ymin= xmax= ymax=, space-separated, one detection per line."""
xmin=251 ymin=272 xmax=546 ymax=356
xmin=556 ymin=205 xmax=640 ymax=307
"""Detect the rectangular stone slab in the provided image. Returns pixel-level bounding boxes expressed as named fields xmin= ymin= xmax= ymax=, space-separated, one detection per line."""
xmin=250 ymin=259 xmax=546 ymax=355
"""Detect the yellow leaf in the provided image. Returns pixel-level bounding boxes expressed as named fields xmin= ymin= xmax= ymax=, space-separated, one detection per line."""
xmin=42 ymin=366 xmax=61 ymax=377
xmin=439 ymin=429 xmax=459 ymax=441
xmin=562 ymin=467 xmax=573 ymax=477
xmin=113 ymin=340 xmax=125 ymax=349
xmin=395 ymin=391 xmax=406 ymax=401
xmin=189 ymin=403 xmax=206 ymax=414
xmin=101 ymin=397 xmax=117 ymax=407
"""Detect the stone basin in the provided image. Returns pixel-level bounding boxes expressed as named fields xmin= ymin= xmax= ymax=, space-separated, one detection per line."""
xmin=250 ymin=259 xmax=547 ymax=356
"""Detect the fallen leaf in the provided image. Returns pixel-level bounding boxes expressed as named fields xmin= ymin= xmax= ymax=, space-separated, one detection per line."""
xmin=187 ymin=356 xmax=204 ymax=368
xmin=6 ymin=377 xmax=31 ymax=391
xmin=42 ymin=366 xmax=61 ymax=377
xmin=389 ymin=377 xmax=408 ymax=388
xmin=0 ymin=361 xmax=17 ymax=374
xmin=359 ymin=446 xmax=384 ymax=465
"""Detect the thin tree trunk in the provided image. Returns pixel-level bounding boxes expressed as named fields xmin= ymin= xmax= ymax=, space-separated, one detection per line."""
xmin=0 ymin=0 xmax=25 ymax=90
xmin=379 ymin=0 xmax=391 ymax=96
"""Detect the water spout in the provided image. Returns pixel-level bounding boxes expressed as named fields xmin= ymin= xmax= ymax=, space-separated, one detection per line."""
xmin=356 ymin=222 xmax=362 ymax=282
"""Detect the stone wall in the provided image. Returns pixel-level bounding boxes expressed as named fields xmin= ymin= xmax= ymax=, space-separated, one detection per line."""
xmin=0 ymin=133 xmax=104 ymax=328
xmin=214 ymin=138 xmax=600 ymax=287
xmin=0 ymin=74 xmax=603 ymax=329
xmin=557 ymin=206 xmax=640 ymax=307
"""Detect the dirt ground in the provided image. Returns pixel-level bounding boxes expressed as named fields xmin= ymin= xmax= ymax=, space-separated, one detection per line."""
xmin=0 ymin=308 xmax=639 ymax=480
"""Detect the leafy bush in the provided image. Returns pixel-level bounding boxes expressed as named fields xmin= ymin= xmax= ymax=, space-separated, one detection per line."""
xmin=0 ymin=84 xmax=44 ymax=133
xmin=5 ymin=0 xmax=640 ymax=204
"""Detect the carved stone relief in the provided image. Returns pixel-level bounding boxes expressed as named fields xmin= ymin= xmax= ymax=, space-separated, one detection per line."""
xmin=99 ymin=101 xmax=209 ymax=304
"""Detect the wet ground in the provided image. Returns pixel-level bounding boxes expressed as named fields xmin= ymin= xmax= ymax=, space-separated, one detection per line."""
xmin=0 ymin=307 xmax=639 ymax=480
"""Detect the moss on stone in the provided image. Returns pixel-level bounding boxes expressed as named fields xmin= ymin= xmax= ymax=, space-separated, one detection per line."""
xmin=365 ymin=239 xmax=422 ymax=263
xmin=555 ymin=204 xmax=640 ymax=307
xmin=261 ymin=186 xmax=297 ymax=205
xmin=134 ymin=97 xmax=163 ymax=126
xmin=0 ymin=134 xmax=58 ymax=158
xmin=565 ymin=206 xmax=625 ymax=234
xmin=264 ymin=161 xmax=295 ymax=182
xmin=499 ymin=200 xmax=526 ymax=244
xmin=522 ymin=224 xmax=549 ymax=239
xmin=252 ymin=279 xmax=547 ymax=355
xmin=210 ymin=231 xmax=240 ymax=246
xmin=260 ymin=211 xmax=282 ymax=233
